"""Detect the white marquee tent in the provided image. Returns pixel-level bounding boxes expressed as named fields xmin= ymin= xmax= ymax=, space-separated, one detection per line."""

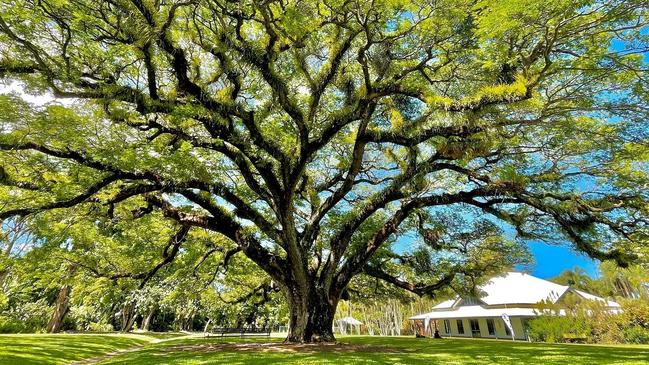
xmin=335 ymin=316 xmax=362 ymax=335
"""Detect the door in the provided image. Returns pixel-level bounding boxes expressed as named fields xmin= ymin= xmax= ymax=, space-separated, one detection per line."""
xmin=469 ymin=319 xmax=481 ymax=337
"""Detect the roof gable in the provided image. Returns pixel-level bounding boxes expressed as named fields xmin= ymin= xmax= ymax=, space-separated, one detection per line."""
xmin=571 ymin=289 xmax=621 ymax=308
xmin=477 ymin=272 xmax=570 ymax=305
xmin=428 ymin=272 xmax=619 ymax=311
xmin=431 ymin=299 xmax=458 ymax=310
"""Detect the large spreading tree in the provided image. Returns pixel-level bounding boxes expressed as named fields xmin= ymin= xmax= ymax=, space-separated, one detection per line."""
xmin=0 ymin=0 xmax=647 ymax=342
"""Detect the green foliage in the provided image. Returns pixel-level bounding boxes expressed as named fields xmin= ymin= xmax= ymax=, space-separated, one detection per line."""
xmin=0 ymin=298 xmax=50 ymax=334
xmin=528 ymin=315 xmax=591 ymax=343
xmin=551 ymin=268 xmax=600 ymax=294
xmin=622 ymin=326 xmax=649 ymax=344
xmin=0 ymin=316 xmax=27 ymax=334
xmin=0 ymin=209 xmax=281 ymax=333
xmin=616 ymin=298 xmax=649 ymax=344
xmin=529 ymin=294 xmax=649 ymax=344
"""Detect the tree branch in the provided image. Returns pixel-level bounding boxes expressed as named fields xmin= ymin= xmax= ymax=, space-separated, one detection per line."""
xmin=363 ymin=265 xmax=455 ymax=297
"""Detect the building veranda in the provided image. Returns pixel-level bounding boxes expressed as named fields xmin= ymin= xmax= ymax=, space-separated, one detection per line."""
xmin=410 ymin=272 xmax=621 ymax=340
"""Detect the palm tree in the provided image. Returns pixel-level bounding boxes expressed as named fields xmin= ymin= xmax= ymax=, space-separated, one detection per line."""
xmin=551 ymin=268 xmax=598 ymax=294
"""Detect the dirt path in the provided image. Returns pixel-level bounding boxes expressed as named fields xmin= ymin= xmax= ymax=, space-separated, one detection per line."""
xmin=68 ymin=335 xmax=193 ymax=365
xmin=68 ymin=345 xmax=145 ymax=365
xmin=162 ymin=341 xmax=409 ymax=354
xmin=68 ymin=336 xmax=409 ymax=364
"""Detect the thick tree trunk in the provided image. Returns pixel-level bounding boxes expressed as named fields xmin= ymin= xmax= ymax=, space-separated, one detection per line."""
xmin=203 ymin=318 xmax=212 ymax=334
xmin=120 ymin=303 xmax=137 ymax=332
xmin=0 ymin=269 xmax=8 ymax=289
xmin=46 ymin=285 xmax=71 ymax=333
xmin=184 ymin=312 xmax=195 ymax=331
xmin=142 ymin=308 xmax=155 ymax=331
xmin=124 ymin=315 xmax=137 ymax=332
xmin=285 ymin=285 xmax=338 ymax=343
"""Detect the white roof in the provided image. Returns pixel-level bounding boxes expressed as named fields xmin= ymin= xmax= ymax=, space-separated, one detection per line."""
xmin=410 ymin=272 xmax=621 ymax=320
xmin=573 ymin=289 xmax=620 ymax=308
xmin=409 ymin=313 xmax=431 ymax=320
xmin=337 ymin=316 xmax=362 ymax=325
xmin=432 ymin=272 xmax=620 ymax=308
xmin=431 ymin=299 xmax=457 ymax=310
xmin=412 ymin=305 xmax=542 ymax=320
xmin=475 ymin=272 xmax=568 ymax=305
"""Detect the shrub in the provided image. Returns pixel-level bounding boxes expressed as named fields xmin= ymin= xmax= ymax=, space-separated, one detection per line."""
xmin=527 ymin=315 xmax=591 ymax=343
xmin=87 ymin=321 xmax=114 ymax=332
xmin=615 ymin=298 xmax=649 ymax=344
xmin=589 ymin=312 xmax=624 ymax=344
xmin=0 ymin=299 xmax=51 ymax=333
xmin=618 ymin=298 xmax=649 ymax=329
xmin=623 ymin=326 xmax=649 ymax=344
xmin=0 ymin=316 xmax=27 ymax=333
xmin=530 ymin=297 xmax=649 ymax=344
xmin=13 ymin=299 xmax=51 ymax=332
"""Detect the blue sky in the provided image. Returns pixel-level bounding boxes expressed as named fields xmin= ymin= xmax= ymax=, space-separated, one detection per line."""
xmin=520 ymin=242 xmax=598 ymax=279
xmin=521 ymin=30 xmax=648 ymax=280
xmin=516 ymin=31 xmax=648 ymax=280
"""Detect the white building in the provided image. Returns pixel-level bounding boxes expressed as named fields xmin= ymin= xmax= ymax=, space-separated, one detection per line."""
xmin=410 ymin=272 xmax=621 ymax=340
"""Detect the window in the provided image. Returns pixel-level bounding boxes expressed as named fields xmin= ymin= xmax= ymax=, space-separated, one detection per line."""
xmin=469 ymin=319 xmax=481 ymax=337
xmin=456 ymin=320 xmax=465 ymax=334
xmin=521 ymin=319 xmax=530 ymax=340
xmin=504 ymin=320 xmax=511 ymax=336
xmin=486 ymin=319 xmax=496 ymax=335
xmin=443 ymin=320 xmax=450 ymax=334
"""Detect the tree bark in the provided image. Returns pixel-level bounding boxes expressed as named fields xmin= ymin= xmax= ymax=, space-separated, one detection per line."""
xmin=142 ymin=308 xmax=155 ymax=331
xmin=285 ymin=284 xmax=338 ymax=343
xmin=124 ymin=314 xmax=137 ymax=332
xmin=46 ymin=285 xmax=71 ymax=333
xmin=120 ymin=303 xmax=137 ymax=332
xmin=183 ymin=312 xmax=195 ymax=331
xmin=203 ymin=318 xmax=212 ymax=334
xmin=0 ymin=269 xmax=8 ymax=289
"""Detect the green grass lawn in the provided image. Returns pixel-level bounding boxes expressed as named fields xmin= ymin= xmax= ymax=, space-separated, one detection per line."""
xmin=1 ymin=334 xmax=648 ymax=365
xmin=0 ymin=333 xmax=150 ymax=365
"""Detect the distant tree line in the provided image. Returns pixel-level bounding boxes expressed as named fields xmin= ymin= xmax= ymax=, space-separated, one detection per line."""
xmin=0 ymin=218 xmax=286 ymax=333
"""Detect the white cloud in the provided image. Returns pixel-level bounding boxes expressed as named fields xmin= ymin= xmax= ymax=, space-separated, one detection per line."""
xmin=0 ymin=80 xmax=76 ymax=106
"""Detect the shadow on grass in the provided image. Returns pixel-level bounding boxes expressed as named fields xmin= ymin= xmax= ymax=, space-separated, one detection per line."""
xmin=0 ymin=334 xmax=148 ymax=365
xmin=96 ymin=336 xmax=649 ymax=365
